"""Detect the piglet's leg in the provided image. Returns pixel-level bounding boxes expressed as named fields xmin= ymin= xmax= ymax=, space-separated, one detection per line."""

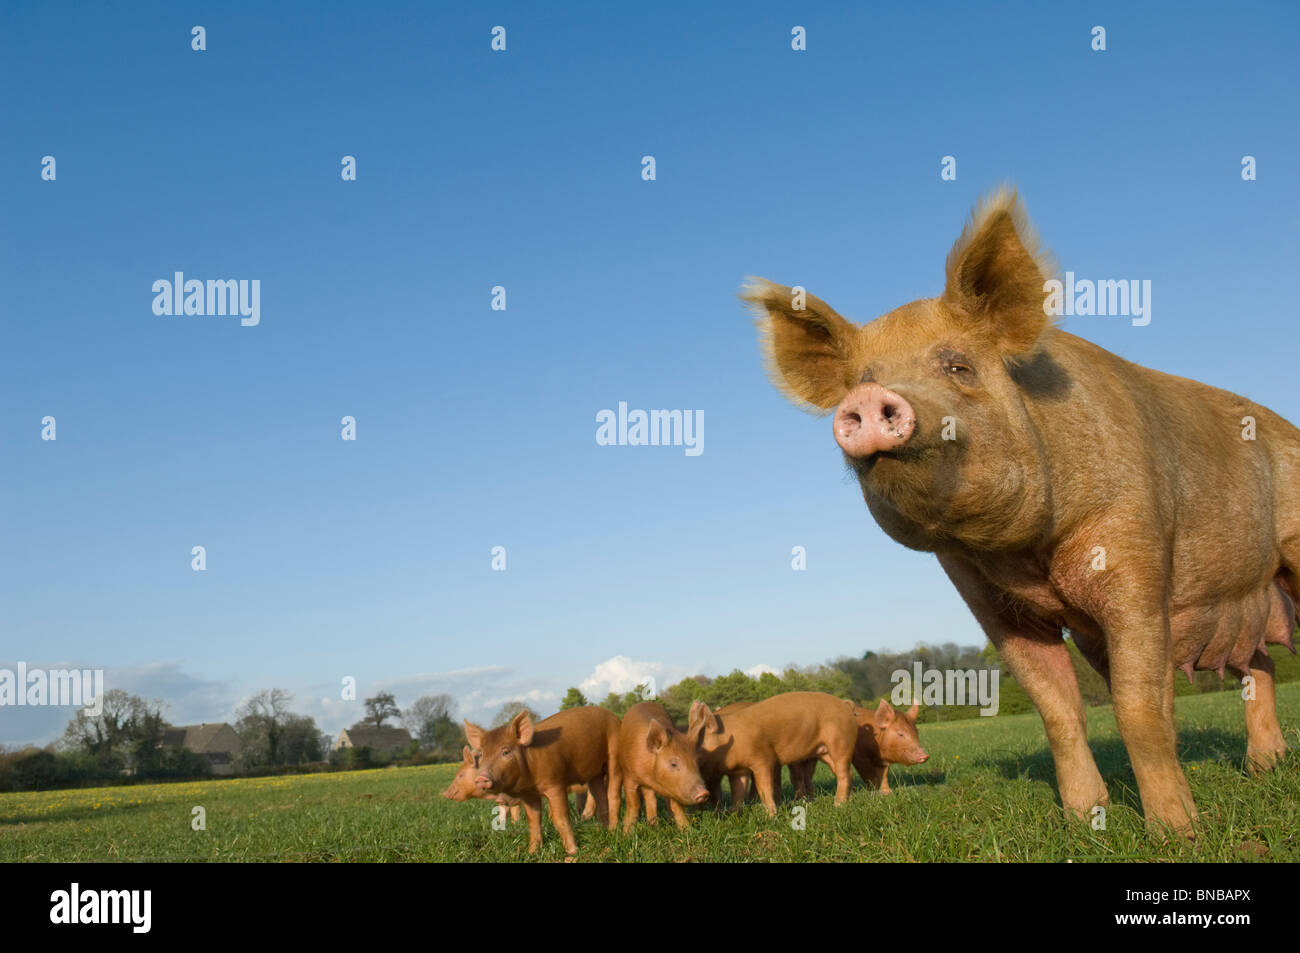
xmin=643 ymin=787 xmax=660 ymax=825
xmin=622 ymin=782 xmax=642 ymax=833
xmin=541 ymin=786 xmax=578 ymax=854
xmin=521 ymin=795 xmax=544 ymax=854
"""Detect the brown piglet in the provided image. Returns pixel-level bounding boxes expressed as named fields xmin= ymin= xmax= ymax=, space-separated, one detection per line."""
xmin=441 ymin=745 xmax=522 ymax=823
xmin=690 ymin=691 xmax=857 ymax=817
xmin=851 ymin=701 xmax=929 ymax=794
xmin=464 ymin=706 xmax=621 ymax=855
xmin=442 ymin=745 xmax=598 ymax=824
xmin=618 ymin=701 xmax=710 ymax=831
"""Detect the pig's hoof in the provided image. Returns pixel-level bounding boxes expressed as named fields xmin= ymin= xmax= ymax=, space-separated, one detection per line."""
xmin=1246 ymin=742 xmax=1286 ymax=775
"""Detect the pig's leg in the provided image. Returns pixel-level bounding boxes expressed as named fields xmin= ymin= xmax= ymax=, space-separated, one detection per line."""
xmin=831 ymin=755 xmax=852 ymax=806
xmin=605 ymin=747 xmax=623 ymax=831
xmin=1243 ymin=648 xmax=1287 ymax=773
xmin=879 ymin=765 xmax=892 ymax=796
xmin=939 ymin=553 xmax=1109 ymax=820
xmin=667 ymin=798 xmax=690 ymax=829
xmin=727 ymin=772 xmax=749 ymax=810
xmin=622 ymin=781 xmax=642 ymax=832
xmin=585 ymin=774 xmax=608 ymax=826
xmin=752 ymin=760 xmax=780 ymax=818
xmin=801 ymin=759 xmax=817 ymax=797
xmin=643 ymin=787 xmax=660 ymax=825
xmin=1105 ymin=611 xmax=1197 ymax=835
xmin=542 ymin=785 xmax=579 ymax=854
xmin=509 ymin=804 xmax=521 ymax=824
xmin=520 ymin=795 xmax=545 ymax=854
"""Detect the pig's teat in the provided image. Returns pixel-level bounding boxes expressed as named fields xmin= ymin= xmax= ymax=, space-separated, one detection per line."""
xmin=833 ymin=383 xmax=916 ymax=458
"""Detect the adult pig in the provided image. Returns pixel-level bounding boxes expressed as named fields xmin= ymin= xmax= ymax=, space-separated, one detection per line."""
xmin=745 ymin=188 xmax=1298 ymax=833
xmin=464 ymin=706 xmax=621 ymax=854
xmin=618 ymin=701 xmax=710 ymax=831
xmin=690 ymin=691 xmax=857 ymax=816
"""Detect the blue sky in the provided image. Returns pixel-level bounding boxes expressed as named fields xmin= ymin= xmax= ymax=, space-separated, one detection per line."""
xmin=3 ymin=1 xmax=1297 ymax=745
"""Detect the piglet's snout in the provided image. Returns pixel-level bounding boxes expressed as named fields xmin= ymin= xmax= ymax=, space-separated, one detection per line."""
xmin=833 ymin=384 xmax=915 ymax=458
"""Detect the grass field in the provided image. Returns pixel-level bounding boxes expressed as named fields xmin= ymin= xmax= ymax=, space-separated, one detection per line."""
xmin=4 ymin=683 xmax=1298 ymax=862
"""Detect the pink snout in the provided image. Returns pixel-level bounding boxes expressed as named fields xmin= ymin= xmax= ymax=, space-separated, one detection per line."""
xmin=833 ymin=384 xmax=915 ymax=458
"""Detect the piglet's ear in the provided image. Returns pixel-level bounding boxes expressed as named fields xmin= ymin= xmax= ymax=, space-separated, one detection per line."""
xmin=874 ymin=699 xmax=896 ymax=730
xmin=743 ymin=278 xmax=861 ymax=415
xmin=942 ymin=188 xmax=1055 ymax=355
xmin=512 ymin=710 xmax=535 ymax=746
xmin=463 ymin=720 xmax=484 ymax=749
xmin=645 ymin=721 xmax=668 ymax=755
xmin=688 ymin=701 xmax=718 ymax=737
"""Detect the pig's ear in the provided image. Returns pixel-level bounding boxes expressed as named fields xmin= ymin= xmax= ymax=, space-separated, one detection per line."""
xmin=941 ymin=188 xmax=1056 ymax=355
xmin=688 ymin=701 xmax=718 ymax=737
xmin=742 ymin=278 xmax=860 ymax=414
xmin=463 ymin=720 xmax=484 ymax=749
xmin=511 ymin=710 xmax=535 ymax=746
xmin=461 ymin=745 xmax=474 ymax=763
xmin=905 ymin=702 xmax=920 ymax=723
xmin=645 ymin=721 xmax=668 ymax=755
xmin=874 ymin=699 xmax=896 ymax=729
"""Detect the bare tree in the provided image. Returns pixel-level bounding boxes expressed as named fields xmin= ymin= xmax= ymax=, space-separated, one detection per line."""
xmin=363 ymin=692 xmax=401 ymax=729
xmin=234 ymin=688 xmax=293 ymax=766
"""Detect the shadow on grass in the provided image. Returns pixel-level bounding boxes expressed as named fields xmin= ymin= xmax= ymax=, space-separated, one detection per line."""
xmin=977 ymin=725 xmax=1250 ymax=812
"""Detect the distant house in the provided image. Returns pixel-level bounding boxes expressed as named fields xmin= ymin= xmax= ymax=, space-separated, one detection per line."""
xmin=332 ymin=725 xmax=412 ymax=755
xmin=162 ymin=723 xmax=242 ymax=775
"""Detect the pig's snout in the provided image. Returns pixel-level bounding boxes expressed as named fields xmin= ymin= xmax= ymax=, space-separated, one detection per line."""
xmin=833 ymin=384 xmax=915 ymax=458
xmin=474 ymin=774 xmax=494 ymax=791
xmin=692 ymin=787 xmax=710 ymax=804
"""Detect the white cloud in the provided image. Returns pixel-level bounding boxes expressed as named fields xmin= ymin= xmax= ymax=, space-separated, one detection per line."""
xmin=577 ymin=655 xmax=679 ymax=701
xmin=745 ymin=663 xmax=779 ymax=678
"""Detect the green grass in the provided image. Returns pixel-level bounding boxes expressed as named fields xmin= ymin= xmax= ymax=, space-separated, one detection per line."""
xmin=4 ymin=683 xmax=1298 ymax=862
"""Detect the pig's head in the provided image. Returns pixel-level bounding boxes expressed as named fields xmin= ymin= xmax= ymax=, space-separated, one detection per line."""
xmin=856 ymin=700 xmax=929 ymax=766
xmin=642 ymin=719 xmax=711 ymax=805
xmin=441 ymin=746 xmax=484 ymax=802
xmin=745 ymin=188 xmax=1058 ymax=549
xmin=463 ymin=712 xmax=534 ymax=795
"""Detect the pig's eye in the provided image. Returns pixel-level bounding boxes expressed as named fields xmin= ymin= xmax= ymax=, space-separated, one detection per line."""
xmin=938 ymin=349 xmax=975 ymax=380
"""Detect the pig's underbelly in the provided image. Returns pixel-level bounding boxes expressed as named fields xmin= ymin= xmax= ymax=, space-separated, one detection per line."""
xmin=986 ymin=564 xmax=1297 ymax=679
